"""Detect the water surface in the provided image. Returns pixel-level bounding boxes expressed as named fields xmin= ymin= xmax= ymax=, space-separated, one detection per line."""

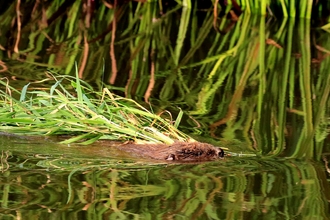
xmin=1 ymin=134 xmax=329 ymax=219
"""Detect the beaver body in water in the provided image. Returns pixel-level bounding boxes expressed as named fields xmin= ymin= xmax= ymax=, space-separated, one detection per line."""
xmin=116 ymin=141 xmax=224 ymax=162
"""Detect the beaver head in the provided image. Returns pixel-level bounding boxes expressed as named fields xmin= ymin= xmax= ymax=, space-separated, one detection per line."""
xmin=165 ymin=142 xmax=225 ymax=161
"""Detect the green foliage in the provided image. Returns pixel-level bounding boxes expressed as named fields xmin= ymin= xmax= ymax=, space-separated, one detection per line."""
xmin=0 ymin=1 xmax=329 ymax=160
xmin=0 ymin=74 xmax=191 ymax=145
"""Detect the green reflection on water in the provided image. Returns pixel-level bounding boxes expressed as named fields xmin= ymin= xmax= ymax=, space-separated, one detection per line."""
xmin=1 ymin=135 xmax=330 ymax=219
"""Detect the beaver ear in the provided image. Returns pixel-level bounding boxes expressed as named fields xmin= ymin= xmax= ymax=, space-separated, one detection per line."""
xmin=218 ymin=149 xmax=225 ymax=158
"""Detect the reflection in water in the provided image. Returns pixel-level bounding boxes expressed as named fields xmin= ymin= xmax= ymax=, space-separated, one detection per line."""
xmin=0 ymin=138 xmax=329 ymax=219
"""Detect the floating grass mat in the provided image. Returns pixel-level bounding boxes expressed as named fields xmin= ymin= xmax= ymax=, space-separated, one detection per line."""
xmin=0 ymin=73 xmax=191 ymax=146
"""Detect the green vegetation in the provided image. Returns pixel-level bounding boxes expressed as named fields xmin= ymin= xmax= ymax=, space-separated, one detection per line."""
xmin=0 ymin=0 xmax=329 ymax=161
xmin=1 ymin=2 xmax=330 ymax=219
xmin=0 ymin=71 xmax=191 ymax=145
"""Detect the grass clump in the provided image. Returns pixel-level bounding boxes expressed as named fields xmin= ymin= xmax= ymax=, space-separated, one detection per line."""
xmin=0 ymin=73 xmax=191 ymax=145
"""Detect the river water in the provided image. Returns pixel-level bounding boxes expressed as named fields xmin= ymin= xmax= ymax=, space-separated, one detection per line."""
xmin=1 ymin=133 xmax=329 ymax=219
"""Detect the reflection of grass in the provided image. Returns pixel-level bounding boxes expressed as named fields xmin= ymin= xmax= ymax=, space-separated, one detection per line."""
xmin=0 ymin=70 xmax=191 ymax=145
xmin=1 ymin=153 xmax=329 ymax=219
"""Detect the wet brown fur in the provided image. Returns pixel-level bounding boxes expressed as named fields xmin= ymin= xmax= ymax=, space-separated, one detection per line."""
xmin=116 ymin=141 xmax=224 ymax=162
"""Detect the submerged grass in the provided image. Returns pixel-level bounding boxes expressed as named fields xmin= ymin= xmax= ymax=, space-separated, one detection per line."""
xmin=0 ymin=72 xmax=191 ymax=145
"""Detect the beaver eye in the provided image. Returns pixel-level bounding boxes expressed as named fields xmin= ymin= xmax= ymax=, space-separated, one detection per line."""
xmin=218 ymin=149 xmax=225 ymax=158
xmin=166 ymin=154 xmax=175 ymax=160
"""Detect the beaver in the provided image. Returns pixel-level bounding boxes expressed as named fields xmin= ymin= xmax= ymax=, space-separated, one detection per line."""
xmin=116 ymin=141 xmax=224 ymax=162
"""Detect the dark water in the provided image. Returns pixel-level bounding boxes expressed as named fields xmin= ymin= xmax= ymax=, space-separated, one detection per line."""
xmin=1 ymin=1 xmax=330 ymax=219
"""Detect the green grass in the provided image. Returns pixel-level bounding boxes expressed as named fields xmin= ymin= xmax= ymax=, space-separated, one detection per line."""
xmin=0 ymin=72 xmax=192 ymax=145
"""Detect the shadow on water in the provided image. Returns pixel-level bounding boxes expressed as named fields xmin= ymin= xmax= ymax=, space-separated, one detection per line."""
xmin=1 ymin=134 xmax=330 ymax=219
xmin=0 ymin=1 xmax=330 ymax=219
